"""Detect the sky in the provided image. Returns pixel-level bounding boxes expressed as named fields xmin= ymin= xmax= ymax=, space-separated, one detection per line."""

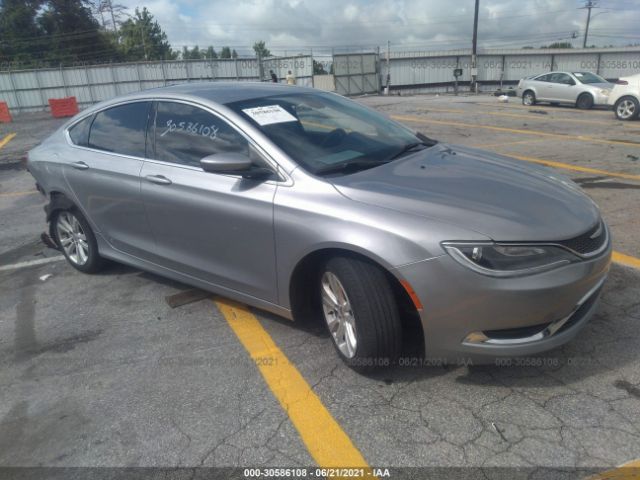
xmin=109 ymin=0 xmax=640 ymax=55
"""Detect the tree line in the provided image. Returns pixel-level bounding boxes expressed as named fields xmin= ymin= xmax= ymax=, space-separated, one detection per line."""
xmin=0 ymin=0 xmax=274 ymax=68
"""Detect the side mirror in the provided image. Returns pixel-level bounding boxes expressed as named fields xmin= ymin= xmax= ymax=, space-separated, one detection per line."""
xmin=200 ymin=153 xmax=252 ymax=173
xmin=200 ymin=153 xmax=275 ymax=180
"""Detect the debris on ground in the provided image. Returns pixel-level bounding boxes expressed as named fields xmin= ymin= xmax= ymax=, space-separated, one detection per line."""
xmin=165 ymin=288 xmax=212 ymax=308
xmin=39 ymin=273 xmax=53 ymax=282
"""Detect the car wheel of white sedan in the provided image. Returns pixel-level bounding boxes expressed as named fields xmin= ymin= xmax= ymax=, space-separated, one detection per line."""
xmin=53 ymin=209 xmax=105 ymax=273
xmin=522 ymin=91 xmax=536 ymax=106
xmin=321 ymin=256 xmax=402 ymax=368
xmin=614 ymin=96 xmax=639 ymax=121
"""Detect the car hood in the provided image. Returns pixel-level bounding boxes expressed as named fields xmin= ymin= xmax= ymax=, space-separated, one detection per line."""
xmin=585 ymin=82 xmax=614 ymax=90
xmin=329 ymin=143 xmax=600 ymax=241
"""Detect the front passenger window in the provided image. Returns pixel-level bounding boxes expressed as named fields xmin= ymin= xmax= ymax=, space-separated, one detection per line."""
xmin=153 ymin=102 xmax=249 ymax=168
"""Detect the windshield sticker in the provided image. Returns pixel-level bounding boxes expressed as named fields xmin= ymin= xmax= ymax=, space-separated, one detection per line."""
xmin=574 ymin=72 xmax=584 ymax=77
xmin=242 ymin=105 xmax=297 ymax=126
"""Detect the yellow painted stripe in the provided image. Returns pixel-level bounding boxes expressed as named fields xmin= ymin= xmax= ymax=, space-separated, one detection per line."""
xmin=586 ymin=458 xmax=640 ymax=479
xmin=0 ymin=190 xmax=38 ymax=198
xmin=0 ymin=132 xmax=16 ymax=149
xmin=475 ymin=102 xmax=614 ymax=116
xmin=214 ymin=298 xmax=375 ymax=472
xmin=613 ymin=251 xmax=640 ymax=270
xmin=470 ymin=138 xmax=546 ymax=149
xmin=504 ymin=153 xmax=640 ymax=181
xmin=391 ymin=114 xmax=640 ymax=148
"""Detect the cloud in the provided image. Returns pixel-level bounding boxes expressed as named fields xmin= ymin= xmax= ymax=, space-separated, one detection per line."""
xmin=114 ymin=0 xmax=640 ymax=55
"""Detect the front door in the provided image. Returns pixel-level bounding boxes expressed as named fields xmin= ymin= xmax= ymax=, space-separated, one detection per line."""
xmin=140 ymin=101 xmax=279 ymax=303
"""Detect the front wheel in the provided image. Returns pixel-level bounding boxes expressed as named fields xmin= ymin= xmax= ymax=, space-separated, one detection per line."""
xmin=614 ymin=96 xmax=639 ymax=121
xmin=576 ymin=93 xmax=594 ymax=110
xmin=522 ymin=91 xmax=536 ymax=106
xmin=320 ymin=257 xmax=402 ymax=369
xmin=52 ymin=208 xmax=105 ymax=273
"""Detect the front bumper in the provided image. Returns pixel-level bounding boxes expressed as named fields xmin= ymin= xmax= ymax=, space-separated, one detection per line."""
xmin=395 ymin=240 xmax=612 ymax=364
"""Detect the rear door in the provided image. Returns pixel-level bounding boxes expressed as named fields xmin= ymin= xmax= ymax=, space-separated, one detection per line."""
xmin=139 ymin=101 xmax=279 ymax=303
xmin=63 ymin=101 xmax=155 ymax=259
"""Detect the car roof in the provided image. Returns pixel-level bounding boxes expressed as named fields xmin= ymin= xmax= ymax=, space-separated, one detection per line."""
xmin=126 ymin=81 xmax=313 ymax=106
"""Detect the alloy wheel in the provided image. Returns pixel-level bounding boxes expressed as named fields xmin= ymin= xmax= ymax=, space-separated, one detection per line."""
xmin=617 ymin=99 xmax=636 ymax=120
xmin=321 ymin=271 xmax=358 ymax=358
xmin=56 ymin=211 xmax=89 ymax=266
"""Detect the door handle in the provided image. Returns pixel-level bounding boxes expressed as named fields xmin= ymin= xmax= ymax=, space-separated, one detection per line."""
xmin=70 ymin=161 xmax=89 ymax=170
xmin=145 ymin=174 xmax=172 ymax=185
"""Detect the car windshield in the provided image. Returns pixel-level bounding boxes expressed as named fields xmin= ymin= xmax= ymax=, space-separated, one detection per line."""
xmin=226 ymin=92 xmax=435 ymax=175
xmin=572 ymin=72 xmax=607 ymax=84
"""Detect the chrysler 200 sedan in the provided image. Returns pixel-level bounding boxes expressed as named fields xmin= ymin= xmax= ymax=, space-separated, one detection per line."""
xmin=27 ymin=83 xmax=612 ymax=368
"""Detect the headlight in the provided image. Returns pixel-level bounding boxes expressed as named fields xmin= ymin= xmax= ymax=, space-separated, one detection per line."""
xmin=442 ymin=242 xmax=579 ymax=277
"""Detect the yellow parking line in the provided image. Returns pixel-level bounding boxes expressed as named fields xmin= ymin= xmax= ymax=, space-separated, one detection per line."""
xmin=391 ymin=114 xmax=640 ymax=148
xmin=0 ymin=132 xmax=16 ymax=149
xmin=214 ymin=298 xmax=374 ymax=472
xmin=586 ymin=458 xmax=640 ymax=479
xmin=613 ymin=251 xmax=640 ymax=270
xmin=475 ymin=102 xmax=614 ymax=116
xmin=502 ymin=153 xmax=640 ymax=181
xmin=0 ymin=190 xmax=38 ymax=198
xmin=470 ymin=138 xmax=546 ymax=149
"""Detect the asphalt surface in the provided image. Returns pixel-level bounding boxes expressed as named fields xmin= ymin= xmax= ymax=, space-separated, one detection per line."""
xmin=1 ymin=95 xmax=640 ymax=478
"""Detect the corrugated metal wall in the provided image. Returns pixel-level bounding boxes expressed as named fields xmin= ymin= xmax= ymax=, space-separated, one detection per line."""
xmin=2 ymin=47 xmax=639 ymax=108
xmin=383 ymin=46 xmax=640 ymax=91
xmin=0 ymin=56 xmax=313 ymax=112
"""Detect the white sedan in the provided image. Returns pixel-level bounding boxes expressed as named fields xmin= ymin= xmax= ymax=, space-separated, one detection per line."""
xmin=608 ymin=73 xmax=640 ymax=121
xmin=517 ymin=71 xmax=613 ymax=109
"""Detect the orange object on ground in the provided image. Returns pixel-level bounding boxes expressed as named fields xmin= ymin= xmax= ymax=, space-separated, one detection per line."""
xmin=0 ymin=102 xmax=12 ymax=123
xmin=48 ymin=96 xmax=79 ymax=118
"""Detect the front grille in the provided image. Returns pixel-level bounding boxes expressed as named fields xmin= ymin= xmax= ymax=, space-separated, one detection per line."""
xmin=556 ymin=220 xmax=607 ymax=257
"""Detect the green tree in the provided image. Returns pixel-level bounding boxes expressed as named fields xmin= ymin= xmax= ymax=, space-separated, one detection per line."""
xmin=541 ymin=42 xmax=573 ymax=49
xmin=182 ymin=45 xmax=202 ymax=59
xmin=205 ymin=46 xmax=218 ymax=59
xmin=0 ymin=0 xmax=44 ymax=65
xmin=39 ymin=0 xmax=119 ymax=64
xmin=119 ymin=7 xmax=175 ymax=61
xmin=231 ymin=48 xmax=238 ymax=59
xmin=220 ymin=46 xmax=231 ymax=59
xmin=252 ymin=40 xmax=271 ymax=58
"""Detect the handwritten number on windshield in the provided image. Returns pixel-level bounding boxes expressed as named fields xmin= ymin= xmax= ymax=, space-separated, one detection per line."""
xmin=160 ymin=119 xmax=219 ymax=140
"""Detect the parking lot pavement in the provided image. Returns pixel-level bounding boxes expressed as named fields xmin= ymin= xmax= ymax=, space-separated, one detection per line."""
xmin=1 ymin=95 xmax=640 ymax=476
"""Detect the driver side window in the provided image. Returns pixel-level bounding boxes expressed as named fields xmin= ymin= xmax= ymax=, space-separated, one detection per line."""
xmin=153 ymin=102 xmax=249 ymax=168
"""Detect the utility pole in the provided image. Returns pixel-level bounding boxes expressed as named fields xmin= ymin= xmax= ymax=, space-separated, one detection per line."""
xmin=385 ymin=40 xmax=390 ymax=95
xmin=471 ymin=0 xmax=480 ymax=93
xmin=582 ymin=0 xmax=597 ymax=48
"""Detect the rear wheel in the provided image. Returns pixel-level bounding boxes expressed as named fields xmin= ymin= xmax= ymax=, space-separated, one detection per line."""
xmin=576 ymin=93 xmax=594 ymax=110
xmin=320 ymin=256 xmax=402 ymax=369
xmin=53 ymin=209 xmax=105 ymax=273
xmin=614 ymin=96 xmax=639 ymax=121
xmin=522 ymin=90 xmax=536 ymax=106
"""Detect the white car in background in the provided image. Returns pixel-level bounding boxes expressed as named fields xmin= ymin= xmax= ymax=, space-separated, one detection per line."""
xmin=517 ymin=71 xmax=613 ymax=109
xmin=608 ymin=73 xmax=640 ymax=121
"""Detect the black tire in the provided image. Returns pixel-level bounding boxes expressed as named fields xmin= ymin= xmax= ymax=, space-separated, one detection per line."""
xmin=522 ymin=90 xmax=536 ymax=106
xmin=614 ymin=96 xmax=639 ymax=121
xmin=52 ymin=208 xmax=105 ymax=273
xmin=320 ymin=256 xmax=402 ymax=369
xmin=576 ymin=93 xmax=594 ymax=110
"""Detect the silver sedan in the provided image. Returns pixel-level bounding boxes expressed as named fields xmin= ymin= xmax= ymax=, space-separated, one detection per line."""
xmin=27 ymin=83 xmax=611 ymax=369
xmin=517 ymin=71 xmax=613 ymax=109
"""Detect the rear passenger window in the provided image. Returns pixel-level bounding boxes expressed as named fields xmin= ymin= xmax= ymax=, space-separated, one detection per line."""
xmin=88 ymin=102 xmax=151 ymax=157
xmin=153 ymin=102 xmax=249 ymax=168
xmin=68 ymin=115 xmax=93 ymax=146
xmin=535 ymin=74 xmax=551 ymax=82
